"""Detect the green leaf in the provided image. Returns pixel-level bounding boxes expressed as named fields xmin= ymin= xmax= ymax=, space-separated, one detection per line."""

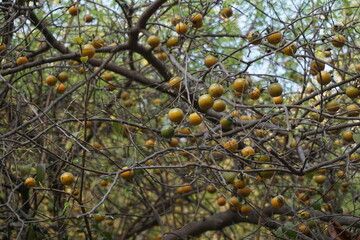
xmin=73 ymin=37 xmax=83 ymax=44
xmin=80 ymin=56 xmax=88 ymax=63
xmin=283 ymin=222 xmax=297 ymax=239
xmin=353 ymin=134 xmax=360 ymax=144
xmin=113 ymin=122 xmax=123 ymax=135
xmin=36 ymin=164 xmax=46 ymax=184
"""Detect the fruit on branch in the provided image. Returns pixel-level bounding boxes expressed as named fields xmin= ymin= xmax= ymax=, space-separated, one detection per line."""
xmin=161 ymin=125 xmax=175 ymax=139
xmin=190 ymin=13 xmax=203 ymax=28
xmin=24 ymin=177 xmax=36 ymax=188
xmin=273 ymin=95 xmax=283 ymax=104
xmin=166 ymin=36 xmax=179 ymax=47
xmin=271 ymin=195 xmax=285 ymax=208
xmin=188 ymin=112 xmax=202 ymax=125
xmin=212 ymin=99 xmax=226 ymax=112
xmin=171 ymin=15 xmax=181 ymax=26
xmin=220 ymin=116 xmax=233 ymax=131
xmin=282 ymin=42 xmax=297 ymax=56
xmin=208 ymin=83 xmax=224 ymax=98
xmin=241 ymin=146 xmax=255 ymax=157
xmin=60 ymin=172 xmax=75 ymax=185
xmin=342 ymin=130 xmax=353 ymax=142
xmin=204 ymin=55 xmax=218 ymax=68
xmin=198 ymin=94 xmax=214 ymax=111
xmin=120 ymin=167 xmax=134 ymax=180
xmin=56 ymin=83 xmax=66 ymax=93
xmin=331 ymin=35 xmax=346 ymax=48
xmin=268 ymin=83 xmax=283 ymax=97
xmin=233 ymin=78 xmax=249 ymax=93
xmin=58 ymin=72 xmax=69 ymax=82
xmin=45 ymin=75 xmax=58 ymax=86
xmin=168 ymin=76 xmax=182 ymax=90
xmin=168 ymin=108 xmax=184 ymax=123
xmin=248 ymin=87 xmax=261 ymax=100
xmin=81 ymin=44 xmax=96 ymax=58
xmin=247 ymin=31 xmax=262 ymax=45
xmin=267 ymin=32 xmax=282 ymax=44
xmin=325 ymin=100 xmax=340 ymax=113
xmin=91 ymin=37 xmax=105 ymax=49
xmin=217 ymin=196 xmax=226 ymax=206
xmin=84 ymin=14 xmax=93 ymax=23
xmin=223 ymin=139 xmax=238 ymax=152
xmin=220 ymin=7 xmax=233 ymax=18
xmin=316 ymin=71 xmax=331 ymax=85
xmin=147 ymin=35 xmax=160 ymax=48
xmin=16 ymin=56 xmax=28 ymax=65
xmin=345 ymin=86 xmax=359 ymax=99
xmin=313 ymin=174 xmax=326 ymax=184
xmin=175 ymin=22 xmax=188 ymax=35
xmin=69 ymin=5 xmax=80 ymax=16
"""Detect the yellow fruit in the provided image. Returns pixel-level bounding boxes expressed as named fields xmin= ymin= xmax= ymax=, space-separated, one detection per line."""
xmin=220 ymin=116 xmax=233 ymax=131
xmin=190 ymin=13 xmax=203 ymax=28
xmin=0 ymin=44 xmax=6 ymax=51
xmin=206 ymin=185 xmax=217 ymax=193
xmin=247 ymin=31 xmax=262 ymax=45
xmin=84 ymin=14 xmax=93 ymax=23
xmin=208 ymin=83 xmax=224 ymax=98
xmin=342 ymin=130 xmax=353 ymax=142
xmin=273 ymin=95 xmax=283 ymax=104
xmin=45 ymin=75 xmax=57 ymax=86
xmin=229 ymin=197 xmax=240 ymax=206
xmin=91 ymin=37 xmax=105 ymax=49
xmin=145 ymin=139 xmax=155 ymax=148
xmin=204 ymin=55 xmax=217 ymax=68
xmin=241 ymin=146 xmax=255 ymax=157
xmin=16 ymin=56 xmax=28 ymax=65
xmin=268 ymin=83 xmax=283 ymax=97
xmin=331 ymin=35 xmax=346 ymax=48
xmin=233 ymin=179 xmax=247 ymax=189
xmin=58 ymin=72 xmax=69 ymax=82
xmin=175 ymin=22 xmax=188 ymax=35
xmin=297 ymin=223 xmax=310 ymax=235
xmin=69 ymin=5 xmax=80 ymax=16
xmin=212 ymin=99 xmax=226 ymax=112
xmin=94 ymin=215 xmax=105 ymax=222
xmin=198 ymin=94 xmax=214 ymax=111
xmin=101 ymin=72 xmax=113 ymax=81
xmin=233 ymin=78 xmax=249 ymax=93
xmin=271 ymin=195 xmax=285 ymax=208
xmin=24 ymin=177 xmax=36 ymax=188
xmin=325 ymin=101 xmax=340 ymax=113
xmin=99 ymin=180 xmax=108 ymax=187
xmin=267 ymin=32 xmax=282 ymax=44
xmin=282 ymin=42 xmax=297 ymax=56
xmin=316 ymin=71 xmax=332 ymax=85
xmin=120 ymin=167 xmax=134 ymax=180
xmin=345 ymin=86 xmax=359 ymax=99
xmin=313 ymin=174 xmax=326 ymax=184
xmin=310 ymin=59 xmax=325 ymax=73
xmin=168 ymin=137 xmax=179 ymax=147
xmin=248 ymin=87 xmax=261 ymax=100
xmin=220 ymin=7 xmax=233 ymax=18
xmin=168 ymin=76 xmax=182 ymax=90
xmin=81 ymin=44 xmax=95 ymax=58
xmin=171 ymin=15 xmax=181 ymax=26
xmin=60 ymin=172 xmax=75 ymax=185
xmin=188 ymin=112 xmax=202 ymax=125
xmin=166 ymin=36 xmax=179 ymax=47
xmin=347 ymin=104 xmax=360 ymax=116
xmin=147 ymin=35 xmax=160 ymax=48
xmin=168 ymin=108 xmax=184 ymax=123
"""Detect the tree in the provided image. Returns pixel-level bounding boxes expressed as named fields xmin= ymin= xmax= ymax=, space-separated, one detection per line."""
xmin=0 ymin=0 xmax=360 ymax=239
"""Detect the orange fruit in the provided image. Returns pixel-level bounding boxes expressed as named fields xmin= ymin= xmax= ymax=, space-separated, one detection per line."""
xmin=99 ymin=180 xmax=108 ymax=187
xmin=206 ymin=185 xmax=217 ymax=193
xmin=208 ymin=83 xmax=224 ymax=98
xmin=60 ymin=172 xmax=75 ymax=185
xmin=58 ymin=72 xmax=69 ymax=82
xmin=190 ymin=13 xmax=203 ymax=28
xmin=240 ymin=205 xmax=252 ymax=214
xmin=168 ymin=138 xmax=179 ymax=147
xmin=120 ymin=167 xmax=134 ymax=180
xmin=81 ymin=44 xmax=95 ymax=58
xmin=171 ymin=15 xmax=181 ymax=26
xmin=198 ymin=94 xmax=214 ymax=111
xmin=168 ymin=108 xmax=184 ymax=123
xmin=342 ymin=130 xmax=353 ymax=142
xmin=212 ymin=99 xmax=226 ymax=112
xmin=84 ymin=14 xmax=93 ymax=23
xmin=101 ymin=72 xmax=113 ymax=81
xmin=168 ymin=76 xmax=182 ymax=90
xmin=16 ymin=56 xmax=28 ymax=65
xmin=331 ymin=35 xmax=346 ymax=48
xmin=91 ymin=37 xmax=105 ymax=49
xmin=223 ymin=139 xmax=238 ymax=152
xmin=273 ymin=96 xmax=283 ymax=104
xmin=147 ymin=35 xmax=160 ymax=48
xmin=310 ymin=59 xmax=325 ymax=73
xmin=316 ymin=71 xmax=331 ymax=85
xmin=188 ymin=112 xmax=202 ymax=125
xmin=267 ymin=32 xmax=282 ymax=44
xmin=56 ymin=83 xmax=66 ymax=93
xmin=248 ymin=87 xmax=261 ymax=100
xmin=268 ymin=83 xmax=283 ymax=97
xmin=217 ymin=196 xmax=226 ymax=206
xmin=247 ymin=31 xmax=262 ymax=45
xmin=204 ymin=55 xmax=217 ymax=68
xmin=24 ymin=177 xmax=36 ymax=188
xmin=233 ymin=78 xmax=249 ymax=93
xmin=233 ymin=179 xmax=247 ymax=189
xmin=229 ymin=197 xmax=240 ymax=206
xmin=270 ymin=195 xmax=285 ymax=208
xmin=69 ymin=5 xmax=80 ymax=16
xmin=241 ymin=146 xmax=255 ymax=157
xmin=166 ymin=36 xmax=179 ymax=47
xmin=325 ymin=101 xmax=340 ymax=113
xmin=0 ymin=44 xmax=6 ymax=51
xmin=175 ymin=22 xmax=188 ymax=35
xmin=145 ymin=139 xmax=155 ymax=148
xmin=45 ymin=75 xmax=57 ymax=86
xmin=238 ymin=187 xmax=251 ymax=197
xmin=297 ymin=224 xmax=310 ymax=235
xmin=313 ymin=174 xmax=326 ymax=184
